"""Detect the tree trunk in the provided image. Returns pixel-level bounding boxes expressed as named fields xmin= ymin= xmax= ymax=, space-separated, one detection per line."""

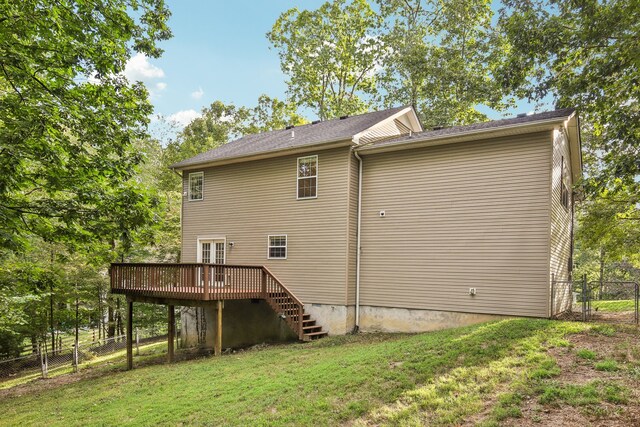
xmin=50 ymin=281 xmax=55 ymax=353
xmin=97 ymin=285 xmax=103 ymax=340
xmin=116 ymin=297 xmax=123 ymax=338
xmin=599 ymin=247 xmax=605 ymax=300
xmin=107 ymin=297 xmax=115 ymax=338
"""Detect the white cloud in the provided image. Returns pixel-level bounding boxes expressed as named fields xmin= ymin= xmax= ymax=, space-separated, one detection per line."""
xmin=155 ymin=82 xmax=167 ymax=91
xmin=191 ymin=87 xmax=204 ymax=99
xmin=124 ymin=53 xmax=165 ymax=81
xmin=167 ymin=109 xmax=201 ymax=127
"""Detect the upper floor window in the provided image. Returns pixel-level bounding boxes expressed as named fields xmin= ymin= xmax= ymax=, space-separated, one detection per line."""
xmin=560 ymin=156 xmax=569 ymax=210
xmin=297 ymin=155 xmax=317 ymax=199
xmin=188 ymin=172 xmax=204 ymax=201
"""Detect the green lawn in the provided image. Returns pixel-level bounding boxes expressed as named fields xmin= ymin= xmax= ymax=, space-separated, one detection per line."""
xmin=0 ymin=319 xmax=637 ymax=426
xmin=591 ymin=299 xmax=636 ymax=312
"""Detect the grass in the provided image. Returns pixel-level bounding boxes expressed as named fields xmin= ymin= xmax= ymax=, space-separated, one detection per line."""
xmin=0 ymin=319 xmax=636 ymax=426
xmin=591 ymin=299 xmax=636 ymax=313
xmin=594 ymin=359 xmax=620 ymax=372
xmin=538 ymin=380 xmax=629 ymax=406
xmin=576 ymin=348 xmax=597 ymax=360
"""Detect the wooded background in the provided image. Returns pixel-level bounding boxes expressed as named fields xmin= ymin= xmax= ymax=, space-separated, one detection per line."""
xmin=1 ymin=0 xmax=638 ymax=358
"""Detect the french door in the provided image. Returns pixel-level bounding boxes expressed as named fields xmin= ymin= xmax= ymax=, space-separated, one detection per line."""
xmin=198 ymin=239 xmax=225 ymax=286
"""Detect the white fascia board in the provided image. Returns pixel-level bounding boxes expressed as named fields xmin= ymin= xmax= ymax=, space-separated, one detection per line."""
xmin=351 ymin=107 xmax=422 ymax=145
xmin=563 ymin=112 xmax=583 ymax=183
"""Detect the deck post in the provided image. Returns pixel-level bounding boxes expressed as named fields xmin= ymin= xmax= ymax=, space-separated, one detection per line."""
xmin=261 ymin=268 xmax=267 ymax=298
xmin=215 ymin=300 xmax=223 ymax=356
xmin=298 ymin=305 xmax=304 ymax=340
xmin=168 ymin=305 xmax=175 ymax=363
xmin=203 ymin=265 xmax=210 ymax=300
xmin=126 ymin=299 xmax=133 ymax=370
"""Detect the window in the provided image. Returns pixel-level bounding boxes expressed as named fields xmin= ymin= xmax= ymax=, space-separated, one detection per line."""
xmin=268 ymin=235 xmax=287 ymax=259
xmin=188 ymin=172 xmax=204 ymax=201
xmin=560 ymin=157 xmax=569 ymax=210
xmin=297 ymin=155 xmax=317 ymax=199
xmin=201 ymin=241 xmax=211 ymax=263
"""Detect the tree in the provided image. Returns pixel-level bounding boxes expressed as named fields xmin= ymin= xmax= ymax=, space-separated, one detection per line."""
xmin=244 ymin=95 xmax=307 ymax=134
xmin=575 ymin=182 xmax=639 ymax=281
xmin=162 ymin=97 xmax=307 ymax=189
xmin=0 ymin=0 xmax=172 ymax=252
xmin=268 ymin=0 xmax=385 ymax=120
xmin=377 ymin=0 xmax=514 ymax=127
xmin=498 ymin=0 xmax=640 ymax=193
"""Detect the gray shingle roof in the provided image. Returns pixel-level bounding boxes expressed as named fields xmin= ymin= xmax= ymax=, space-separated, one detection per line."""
xmin=171 ymin=106 xmax=407 ymax=169
xmin=358 ymin=108 xmax=576 ymax=150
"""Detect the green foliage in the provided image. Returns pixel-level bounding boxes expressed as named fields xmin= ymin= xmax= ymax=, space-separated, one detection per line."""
xmin=498 ymin=0 xmax=640 ymax=192
xmin=377 ymin=0 xmax=514 ymax=127
xmin=0 ymin=0 xmax=175 ymax=352
xmin=0 ymin=0 xmax=172 ymax=252
xmin=268 ymin=0 xmax=384 ymax=120
xmin=245 ymin=94 xmax=307 ymax=134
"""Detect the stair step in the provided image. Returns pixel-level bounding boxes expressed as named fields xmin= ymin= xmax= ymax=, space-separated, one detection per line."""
xmin=302 ymin=319 xmax=316 ymax=327
xmin=303 ymin=331 xmax=328 ymax=341
xmin=304 ymin=331 xmax=327 ymax=337
xmin=289 ymin=314 xmax=311 ymax=320
xmin=303 ymin=325 xmax=322 ymax=331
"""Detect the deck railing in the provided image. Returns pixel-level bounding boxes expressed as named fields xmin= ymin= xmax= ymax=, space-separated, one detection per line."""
xmin=109 ymin=263 xmax=305 ymax=338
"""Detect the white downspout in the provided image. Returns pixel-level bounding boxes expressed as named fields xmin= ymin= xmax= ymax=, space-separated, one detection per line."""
xmin=353 ymin=150 xmax=363 ymax=332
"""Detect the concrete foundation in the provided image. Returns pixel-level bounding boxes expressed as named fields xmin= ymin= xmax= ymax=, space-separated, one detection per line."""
xmin=180 ymin=300 xmax=509 ymax=348
xmin=304 ymin=304 xmax=355 ymax=335
xmin=358 ymin=305 xmax=509 ymax=333
xmin=180 ymin=300 xmax=298 ymax=350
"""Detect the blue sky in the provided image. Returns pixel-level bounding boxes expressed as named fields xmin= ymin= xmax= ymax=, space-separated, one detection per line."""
xmin=130 ymin=0 xmax=548 ymax=137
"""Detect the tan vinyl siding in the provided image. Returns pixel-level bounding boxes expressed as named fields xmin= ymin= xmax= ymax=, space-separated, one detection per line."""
xmin=550 ymin=129 xmax=572 ymax=282
xmin=182 ymin=146 xmax=351 ymax=305
xmin=359 ymin=132 xmax=552 ymax=317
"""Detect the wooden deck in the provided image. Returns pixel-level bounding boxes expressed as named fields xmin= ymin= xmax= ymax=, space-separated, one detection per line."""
xmin=110 ymin=263 xmax=328 ymax=369
xmin=111 ymin=263 xmax=273 ymax=301
xmin=109 ymin=263 xmax=328 ymax=338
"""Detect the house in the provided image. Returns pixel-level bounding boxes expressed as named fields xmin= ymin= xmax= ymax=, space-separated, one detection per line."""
xmin=110 ymin=106 xmax=581 ymax=362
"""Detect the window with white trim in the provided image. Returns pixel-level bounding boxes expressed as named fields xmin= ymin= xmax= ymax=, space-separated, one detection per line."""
xmin=268 ymin=235 xmax=287 ymax=259
xmin=188 ymin=172 xmax=204 ymax=201
xmin=297 ymin=155 xmax=317 ymax=199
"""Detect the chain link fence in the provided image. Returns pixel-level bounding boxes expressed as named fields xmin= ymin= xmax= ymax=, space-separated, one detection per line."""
xmin=0 ymin=329 xmax=170 ymax=382
xmin=551 ymin=275 xmax=639 ymax=324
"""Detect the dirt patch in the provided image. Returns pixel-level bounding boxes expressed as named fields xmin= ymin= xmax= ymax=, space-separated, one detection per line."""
xmin=591 ymin=311 xmax=638 ymax=325
xmin=504 ymin=327 xmax=640 ymax=427
xmin=503 ymin=402 xmax=634 ymax=427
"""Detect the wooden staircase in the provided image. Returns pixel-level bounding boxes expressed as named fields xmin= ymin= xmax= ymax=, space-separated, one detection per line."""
xmin=262 ymin=268 xmax=328 ymax=341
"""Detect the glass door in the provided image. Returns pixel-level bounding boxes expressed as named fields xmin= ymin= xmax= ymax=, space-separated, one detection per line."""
xmin=213 ymin=241 xmax=225 ymax=285
xmin=198 ymin=239 xmax=226 ymax=287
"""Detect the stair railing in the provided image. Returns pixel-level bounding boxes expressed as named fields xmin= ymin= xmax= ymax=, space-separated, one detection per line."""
xmin=261 ymin=267 xmax=304 ymax=339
